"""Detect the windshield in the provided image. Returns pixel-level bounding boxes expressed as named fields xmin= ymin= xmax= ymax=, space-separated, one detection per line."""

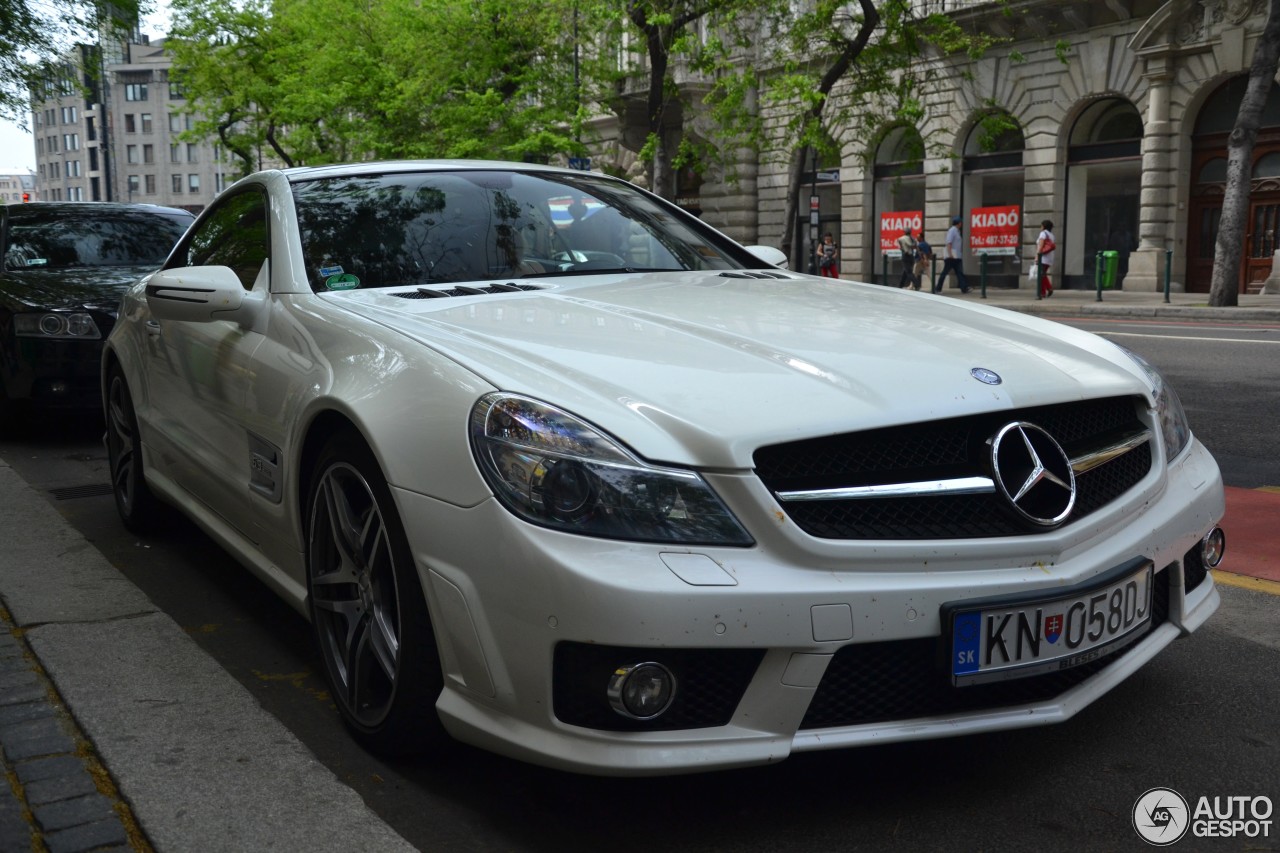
xmin=291 ymin=170 xmax=757 ymax=292
xmin=3 ymin=207 xmax=193 ymax=270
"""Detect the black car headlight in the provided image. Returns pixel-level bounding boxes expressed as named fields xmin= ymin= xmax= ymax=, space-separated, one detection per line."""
xmin=469 ymin=393 xmax=753 ymax=545
xmin=14 ymin=312 xmax=102 ymax=339
xmin=1117 ymin=346 xmax=1191 ymax=462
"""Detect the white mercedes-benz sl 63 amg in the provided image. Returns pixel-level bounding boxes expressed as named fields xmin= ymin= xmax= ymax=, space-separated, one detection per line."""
xmin=102 ymin=160 xmax=1225 ymax=775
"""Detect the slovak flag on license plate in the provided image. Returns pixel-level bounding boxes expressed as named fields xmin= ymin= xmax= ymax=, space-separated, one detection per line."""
xmin=1044 ymin=614 xmax=1063 ymax=644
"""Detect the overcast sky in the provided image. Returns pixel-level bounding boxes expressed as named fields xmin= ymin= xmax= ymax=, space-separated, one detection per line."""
xmin=2 ymin=3 xmax=171 ymax=173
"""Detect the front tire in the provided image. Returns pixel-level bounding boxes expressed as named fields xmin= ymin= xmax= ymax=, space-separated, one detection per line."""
xmin=105 ymin=366 xmax=162 ymax=533
xmin=305 ymin=431 xmax=446 ymax=755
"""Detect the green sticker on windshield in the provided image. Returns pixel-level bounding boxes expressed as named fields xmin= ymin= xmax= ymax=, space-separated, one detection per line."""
xmin=325 ymin=273 xmax=360 ymax=291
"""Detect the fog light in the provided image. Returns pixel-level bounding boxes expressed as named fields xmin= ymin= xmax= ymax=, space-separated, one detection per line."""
xmin=1201 ymin=527 xmax=1226 ymax=569
xmin=607 ymin=662 xmax=676 ymax=720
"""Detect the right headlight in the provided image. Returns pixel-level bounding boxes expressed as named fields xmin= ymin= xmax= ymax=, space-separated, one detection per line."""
xmin=1116 ymin=345 xmax=1191 ymax=462
xmin=469 ymin=393 xmax=753 ymax=545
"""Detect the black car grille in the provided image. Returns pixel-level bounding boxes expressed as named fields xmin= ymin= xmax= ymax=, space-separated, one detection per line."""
xmin=800 ymin=567 xmax=1171 ymax=730
xmin=754 ymin=396 xmax=1152 ymax=539
xmin=552 ymin=643 xmax=764 ymax=731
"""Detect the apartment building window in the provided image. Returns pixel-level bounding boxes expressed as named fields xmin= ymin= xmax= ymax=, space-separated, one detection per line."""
xmin=188 ymin=174 xmax=200 ymax=193
xmin=125 ymin=83 xmax=148 ymax=101
xmin=215 ymin=172 xmax=227 ymax=193
xmin=45 ymin=109 xmax=55 ymax=125
xmin=170 ymin=144 xmax=180 ymax=163
xmin=68 ymin=187 xmax=82 ymax=201
xmin=143 ymin=144 xmax=154 ymax=164
xmin=49 ymin=162 xmax=60 ymax=179
xmin=172 ymin=174 xmax=183 ymax=193
xmin=34 ymin=112 xmax=42 ymax=129
xmin=63 ymin=133 xmax=79 ymax=151
xmin=47 ymin=135 xmax=58 ymax=153
xmin=86 ymin=116 xmax=96 ymax=141
xmin=127 ymin=144 xmax=139 ymax=164
xmin=89 ymin=148 xmax=98 ymax=171
xmin=145 ymin=174 xmax=156 ymax=194
xmin=187 ymin=143 xmax=198 ymax=163
xmin=67 ymin=160 xmax=81 ymax=177
xmin=128 ymin=175 xmax=140 ymax=197
xmin=36 ymin=138 xmax=43 ymax=155
xmin=185 ymin=114 xmax=194 ymax=131
xmin=38 ymin=165 xmax=44 ymax=179
xmin=60 ymin=106 xmax=77 ymax=123
xmin=124 ymin=114 xmax=136 ymax=133
xmin=141 ymin=113 xmax=153 ymax=133
xmin=169 ymin=82 xmax=186 ymax=100
xmin=169 ymin=112 xmax=181 ymax=132
xmin=91 ymin=177 xmax=100 ymax=201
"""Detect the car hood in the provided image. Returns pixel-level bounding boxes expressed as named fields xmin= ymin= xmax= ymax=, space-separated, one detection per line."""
xmin=328 ymin=273 xmax=1152 ymax=468
xmin=0 ymin=266 xmax=155 ymax=312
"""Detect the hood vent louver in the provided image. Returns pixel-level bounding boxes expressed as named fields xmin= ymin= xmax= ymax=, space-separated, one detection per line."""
xmin=719 ymin=271 xmax=795 ymax=280
xmin=393 ymin=282 xmax=545 ymax=299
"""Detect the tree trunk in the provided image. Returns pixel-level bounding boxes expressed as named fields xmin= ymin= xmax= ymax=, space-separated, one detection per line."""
xmin=1210 ymin=0 xmax=1280 ymax=306
xmin=781 ymin=147 xmax=806 ymax=270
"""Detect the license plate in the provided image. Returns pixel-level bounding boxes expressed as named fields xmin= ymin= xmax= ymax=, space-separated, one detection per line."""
xmin=946 ymin=559 xmax=1154 ymax=686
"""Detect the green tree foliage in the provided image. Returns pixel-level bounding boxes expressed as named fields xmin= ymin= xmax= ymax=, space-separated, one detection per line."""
xmin=0 ymin=0 xmax=142 ymax=121
xmin=167 ymin=0 xmax=591 ymax=173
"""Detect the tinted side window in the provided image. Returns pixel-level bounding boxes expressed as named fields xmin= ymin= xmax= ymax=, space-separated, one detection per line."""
xmin=181 ymin=190 xmax=269 ymax=289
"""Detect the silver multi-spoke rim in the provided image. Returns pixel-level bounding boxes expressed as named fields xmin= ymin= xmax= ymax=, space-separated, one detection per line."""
xmin=308 ymin=462 xmax=402 ymax=727
xmin=107 ymin=376 xmax=137 ymax=514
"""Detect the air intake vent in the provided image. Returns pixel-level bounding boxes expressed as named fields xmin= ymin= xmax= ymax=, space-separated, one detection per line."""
xmin=719 ymin=271 xmax=794 ymax=280
xmin=392 ymin=283 xmax=544 ymax=299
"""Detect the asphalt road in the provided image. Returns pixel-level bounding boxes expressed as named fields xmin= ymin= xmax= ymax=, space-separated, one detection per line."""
xmin=1 ymin=315 xmax=1276 ymax=851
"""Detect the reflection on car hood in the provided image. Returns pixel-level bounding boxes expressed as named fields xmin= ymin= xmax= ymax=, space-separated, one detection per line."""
xmin=330 ymin=272 xmax=1149 ymax=467
xmin=0 ymin=266 xmax=156 ymax=313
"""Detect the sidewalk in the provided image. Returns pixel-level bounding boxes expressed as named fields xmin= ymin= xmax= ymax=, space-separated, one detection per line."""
xmin=0 ymin=286 xmax=1276 ymax=852
xmin=924 ymin=279 xmax=1280 ymax=321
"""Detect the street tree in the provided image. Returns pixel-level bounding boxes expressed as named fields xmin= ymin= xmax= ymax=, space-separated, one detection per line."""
xmin=167 ymin=0 xmax=589 ymax=172
xmin=706 ymin=0 xmax=1003 ymax=269
xmin=1210 ymin=0 xmax=1280 ymax=306
xmin=1 ymin=0 xmax=142 ymax=121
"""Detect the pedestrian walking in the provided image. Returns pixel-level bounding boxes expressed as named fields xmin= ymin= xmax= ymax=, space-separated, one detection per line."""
xmin=1036 ymin=219 xmax=1056 ymax=298
xmin=816 ymin=232 xmax=839 ymax=278
xmin=914 ymin=230 xmax=934 ymax=292
xmin=936 ymin=216 xmax=971 ymax=293
xmin=896 ymin=228 xmax=919 ymax=289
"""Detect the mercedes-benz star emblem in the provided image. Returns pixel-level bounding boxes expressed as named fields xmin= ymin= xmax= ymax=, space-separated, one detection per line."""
xmin=970 ymin=367 xmax=1002 ymax=385
xmin=989 ymin=421 xmax=1076 ymax=526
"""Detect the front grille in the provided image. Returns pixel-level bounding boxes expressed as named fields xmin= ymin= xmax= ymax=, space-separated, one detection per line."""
xmin=755 ymin=396 xmax=1152 ymax=539
xmin=800 ymin=567 xmax=1171 ymax=730
xmin=553 ymin=643 xmax=764 ymax=731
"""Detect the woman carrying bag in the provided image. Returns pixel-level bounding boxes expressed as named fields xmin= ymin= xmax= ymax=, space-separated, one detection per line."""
xmin=1035 ymin=220 xmax=1056 ymax=298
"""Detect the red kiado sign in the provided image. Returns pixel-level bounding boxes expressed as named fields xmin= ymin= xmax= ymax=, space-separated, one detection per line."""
xmin=969 ymin=205 xmax=1020 ymax=256
xmin=880 ymin=210 xmax=923 ymax=256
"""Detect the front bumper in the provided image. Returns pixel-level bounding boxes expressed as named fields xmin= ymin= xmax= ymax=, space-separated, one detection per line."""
xmin=396 ymin=439 xmax=1223 ymax=775
xmin=1 ymin=333 xmax=108 ymax=410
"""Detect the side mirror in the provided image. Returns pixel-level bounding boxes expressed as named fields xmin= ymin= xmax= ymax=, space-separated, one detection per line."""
xmin=744 ymin=245 xmax=788 ymax=268
xmin=145 ymin=266 xmax=249 ymax=323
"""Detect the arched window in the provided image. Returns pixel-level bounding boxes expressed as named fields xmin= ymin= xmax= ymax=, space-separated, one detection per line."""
xmin=872 ymin=126 xmax=925 ymax=278
xmin=1065 ymin=98 xmax=1143 ymax=287
xmin=960 ymin=115 xmax=1025 ymax=286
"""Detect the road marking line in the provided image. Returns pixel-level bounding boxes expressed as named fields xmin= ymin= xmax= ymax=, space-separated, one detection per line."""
xmin=1213 ymin=570 xmax=1280 ymax=596
xmin=1097 ymin=331 xmax=1280 ymax=345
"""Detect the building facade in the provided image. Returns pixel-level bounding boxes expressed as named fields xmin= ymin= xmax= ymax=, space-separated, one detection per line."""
xmin=602 ymin=0 xmax=1280 ymax=294
xmin=29 ymin=34 xmax=231 ymax=213
xmin=0 ymin=171 xmax=36 ymax=204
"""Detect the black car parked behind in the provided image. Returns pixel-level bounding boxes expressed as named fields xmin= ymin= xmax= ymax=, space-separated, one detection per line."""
xmin=0 ymin=202 xmax=194 ymax=430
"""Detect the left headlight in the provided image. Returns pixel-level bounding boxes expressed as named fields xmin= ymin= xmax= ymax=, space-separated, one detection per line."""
xmin=469 ymin=393 xmax=753 ymax=545
xmin=14 ymin=312 xmax=102 ymax=339
xmin=1117 ymin=345 xmax=1191 ymax=462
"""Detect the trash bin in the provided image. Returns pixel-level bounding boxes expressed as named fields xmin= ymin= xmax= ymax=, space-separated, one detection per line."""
xmin=1101 ymin=250 xmax=1119 ymax=289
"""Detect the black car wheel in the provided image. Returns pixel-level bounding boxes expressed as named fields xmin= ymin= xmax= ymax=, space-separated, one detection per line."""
xmin=105 ymin=366 xmax=161 ymax=533
xmin=306 ymin=431 xmax=446 ymax=755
